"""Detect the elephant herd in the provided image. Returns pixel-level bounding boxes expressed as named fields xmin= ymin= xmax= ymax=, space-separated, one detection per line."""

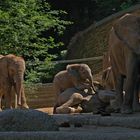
xmin=53 ymin=13 xmax=140 ymax=114
xmin=1 ymin=13 xmax=140 ymax=115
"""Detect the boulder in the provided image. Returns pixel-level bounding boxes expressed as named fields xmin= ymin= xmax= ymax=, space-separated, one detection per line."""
xmin=0 ymin=109 xmax=59 ymax=131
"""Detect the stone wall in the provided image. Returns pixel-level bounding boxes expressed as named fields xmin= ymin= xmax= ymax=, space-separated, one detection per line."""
xmin=25 ymin=83 xmax=55 ymax=109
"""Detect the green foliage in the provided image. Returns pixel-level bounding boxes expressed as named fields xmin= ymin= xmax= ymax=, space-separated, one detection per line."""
xmin=95 ymin=0 xmax=139 ymax=19
xmin=0 ymin=0 xmax=71 ymax=83
xmin=120 ymin=0 xmax=134 ymax=10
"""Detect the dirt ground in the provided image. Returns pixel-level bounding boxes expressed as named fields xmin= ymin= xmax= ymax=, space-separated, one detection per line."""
xmin=36 ymin=107 xmax=53 ymax=114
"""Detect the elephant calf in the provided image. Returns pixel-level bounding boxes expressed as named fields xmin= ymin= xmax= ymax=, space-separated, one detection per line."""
xmin=55 ymin=87 xmax=116 ymax=114
xmin=53 ymin=63 xmax=96 ymax=113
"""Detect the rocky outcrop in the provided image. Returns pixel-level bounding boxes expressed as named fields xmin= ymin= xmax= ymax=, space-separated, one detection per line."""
xmin=0 ymin=109 xmax=59 ymax=131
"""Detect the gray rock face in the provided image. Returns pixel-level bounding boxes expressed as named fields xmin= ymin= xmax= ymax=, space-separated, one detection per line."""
xmin=0 ymin=109 xmax=59 ymax=131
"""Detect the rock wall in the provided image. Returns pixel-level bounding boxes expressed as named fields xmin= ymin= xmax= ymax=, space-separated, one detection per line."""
xmin=8 ymin=83 xmax=55 ymax=109
xmin=25 ymin=83 xmax=55 ymax=109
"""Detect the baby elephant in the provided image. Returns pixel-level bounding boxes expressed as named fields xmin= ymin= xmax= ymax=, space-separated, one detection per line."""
xmin=53 ymin=63 xmax=95 ymax=113
xmin=55 ymin=87 xmax=116 ymax=114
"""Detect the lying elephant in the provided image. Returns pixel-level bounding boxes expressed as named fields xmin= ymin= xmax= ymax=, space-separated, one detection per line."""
xmin=55 ymin=87 xmax=116 ymax=114
xmin=53 ymin=63 xmax=96 ymax=113
xmin=109 ymin=13 xmax=140 ymax=113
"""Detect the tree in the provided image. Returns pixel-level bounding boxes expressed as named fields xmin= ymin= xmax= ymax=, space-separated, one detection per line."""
xmin=0 ymin=0 xmax=71 ymax=83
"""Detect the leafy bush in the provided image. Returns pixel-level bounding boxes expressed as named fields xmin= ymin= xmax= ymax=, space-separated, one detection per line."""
xmin=0 ymin=0 xmax=71 ymax=83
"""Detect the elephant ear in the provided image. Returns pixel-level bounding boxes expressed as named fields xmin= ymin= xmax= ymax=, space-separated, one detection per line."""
xmin=66 ymin=64 xmax=81 ymax=78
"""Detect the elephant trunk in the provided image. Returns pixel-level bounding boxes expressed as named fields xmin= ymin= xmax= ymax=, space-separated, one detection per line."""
xmin=88 ymin=74 xmax=96 ymax=92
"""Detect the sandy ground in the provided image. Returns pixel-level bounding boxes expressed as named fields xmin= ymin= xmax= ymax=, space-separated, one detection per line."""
xmin=36 ymin=107 xmax=53 ymax=114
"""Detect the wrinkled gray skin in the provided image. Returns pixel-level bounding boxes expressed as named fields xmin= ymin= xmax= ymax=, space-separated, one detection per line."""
xmin=55 ymin=88 xmax=116 ymax=114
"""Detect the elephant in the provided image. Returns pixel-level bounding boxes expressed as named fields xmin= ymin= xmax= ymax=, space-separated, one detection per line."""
xmin=55 ymin=87 xmax=116 ymax=114
xmin=102 ymin=51 xmax=140 ymax=113
xmin=0 ymin=54 xmax=29 ymax=110
xmin=53 ymin=63 xmax=96 ymax=113
xmin=0 ymin=55 xmax=4 ymax=59
xmin=109 ymin=13 xmax=140 ymax=114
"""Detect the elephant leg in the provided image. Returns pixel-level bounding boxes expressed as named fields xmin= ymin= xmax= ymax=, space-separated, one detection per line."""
xmin=61 ymin=93 xmax=83 ymax=108
xmin=53 ymin=87 xmax=62 ymax=114
xmin=5 ymin=86 xmax=12 ymax=109
xmin=0 ymin=95 xmax=3 ymax=111
xmin=20 ymin=89 xmax=29 ymax=109
xmin=132 ymin=76 xmax=140 ymax=112
xmin=13 ymin=84 xmax=28 ymax=109
xmin=112 ymin=75 xmax=124 ymax=112
xmin=121 ymin=57 xmax=138 ymax=114
xmin=55 ymin=93 xmax=83 ymax=114
xmin=56 ymin=106 xmax=82 ymax=114
xmin=56 ymin=106 xmax=71 ymax=114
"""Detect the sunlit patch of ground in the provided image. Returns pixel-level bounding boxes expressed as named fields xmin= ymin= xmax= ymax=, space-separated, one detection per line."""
xmin=36 ymin=107 xmax=53 ymax=114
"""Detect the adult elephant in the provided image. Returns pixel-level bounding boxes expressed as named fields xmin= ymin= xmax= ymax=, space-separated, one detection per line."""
xmin=0 ymin=54 xmax=29 ymax=110
xmin=109 ymin=13 xmax=140 ymax=114
xmin=53 ymin=63 xmax=96 ymax=113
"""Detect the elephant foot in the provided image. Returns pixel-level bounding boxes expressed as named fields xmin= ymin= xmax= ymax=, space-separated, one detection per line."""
xmin=56 ymin=106 xmax=71 ymax=114
xmin=56 ymin=106 xmax=82 ymax=114
xmin=121 ymin=105 xmax=133 ymax=114
xmin=71 ymin=106 xmax=83 ymax=113
xmin=20 ymin=103 xmax=29 ymax=109
xmin=133 ymin=103 xmax=140 ymax=112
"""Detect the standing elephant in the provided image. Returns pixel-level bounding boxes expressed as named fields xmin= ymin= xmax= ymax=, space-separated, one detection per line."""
xmin=53 ymin=63 xmax=95 ymax=113
xmin=109 ymin=13 xmax=140 ymax=114
xmin=0 ymin=54 xmax=29 ymax=110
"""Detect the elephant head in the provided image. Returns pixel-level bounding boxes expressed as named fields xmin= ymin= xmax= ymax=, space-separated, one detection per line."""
xmin=114 ymin=14 xmax=140 ymax=54
xmin=66 ymin=64 xmax=95 ymax=91
xmin=5 ymin=54 xmax=28 ymax=108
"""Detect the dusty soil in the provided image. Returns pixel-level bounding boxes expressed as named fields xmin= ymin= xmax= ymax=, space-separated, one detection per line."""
xmin=36 ymin=107 xmax=53 ymax=114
